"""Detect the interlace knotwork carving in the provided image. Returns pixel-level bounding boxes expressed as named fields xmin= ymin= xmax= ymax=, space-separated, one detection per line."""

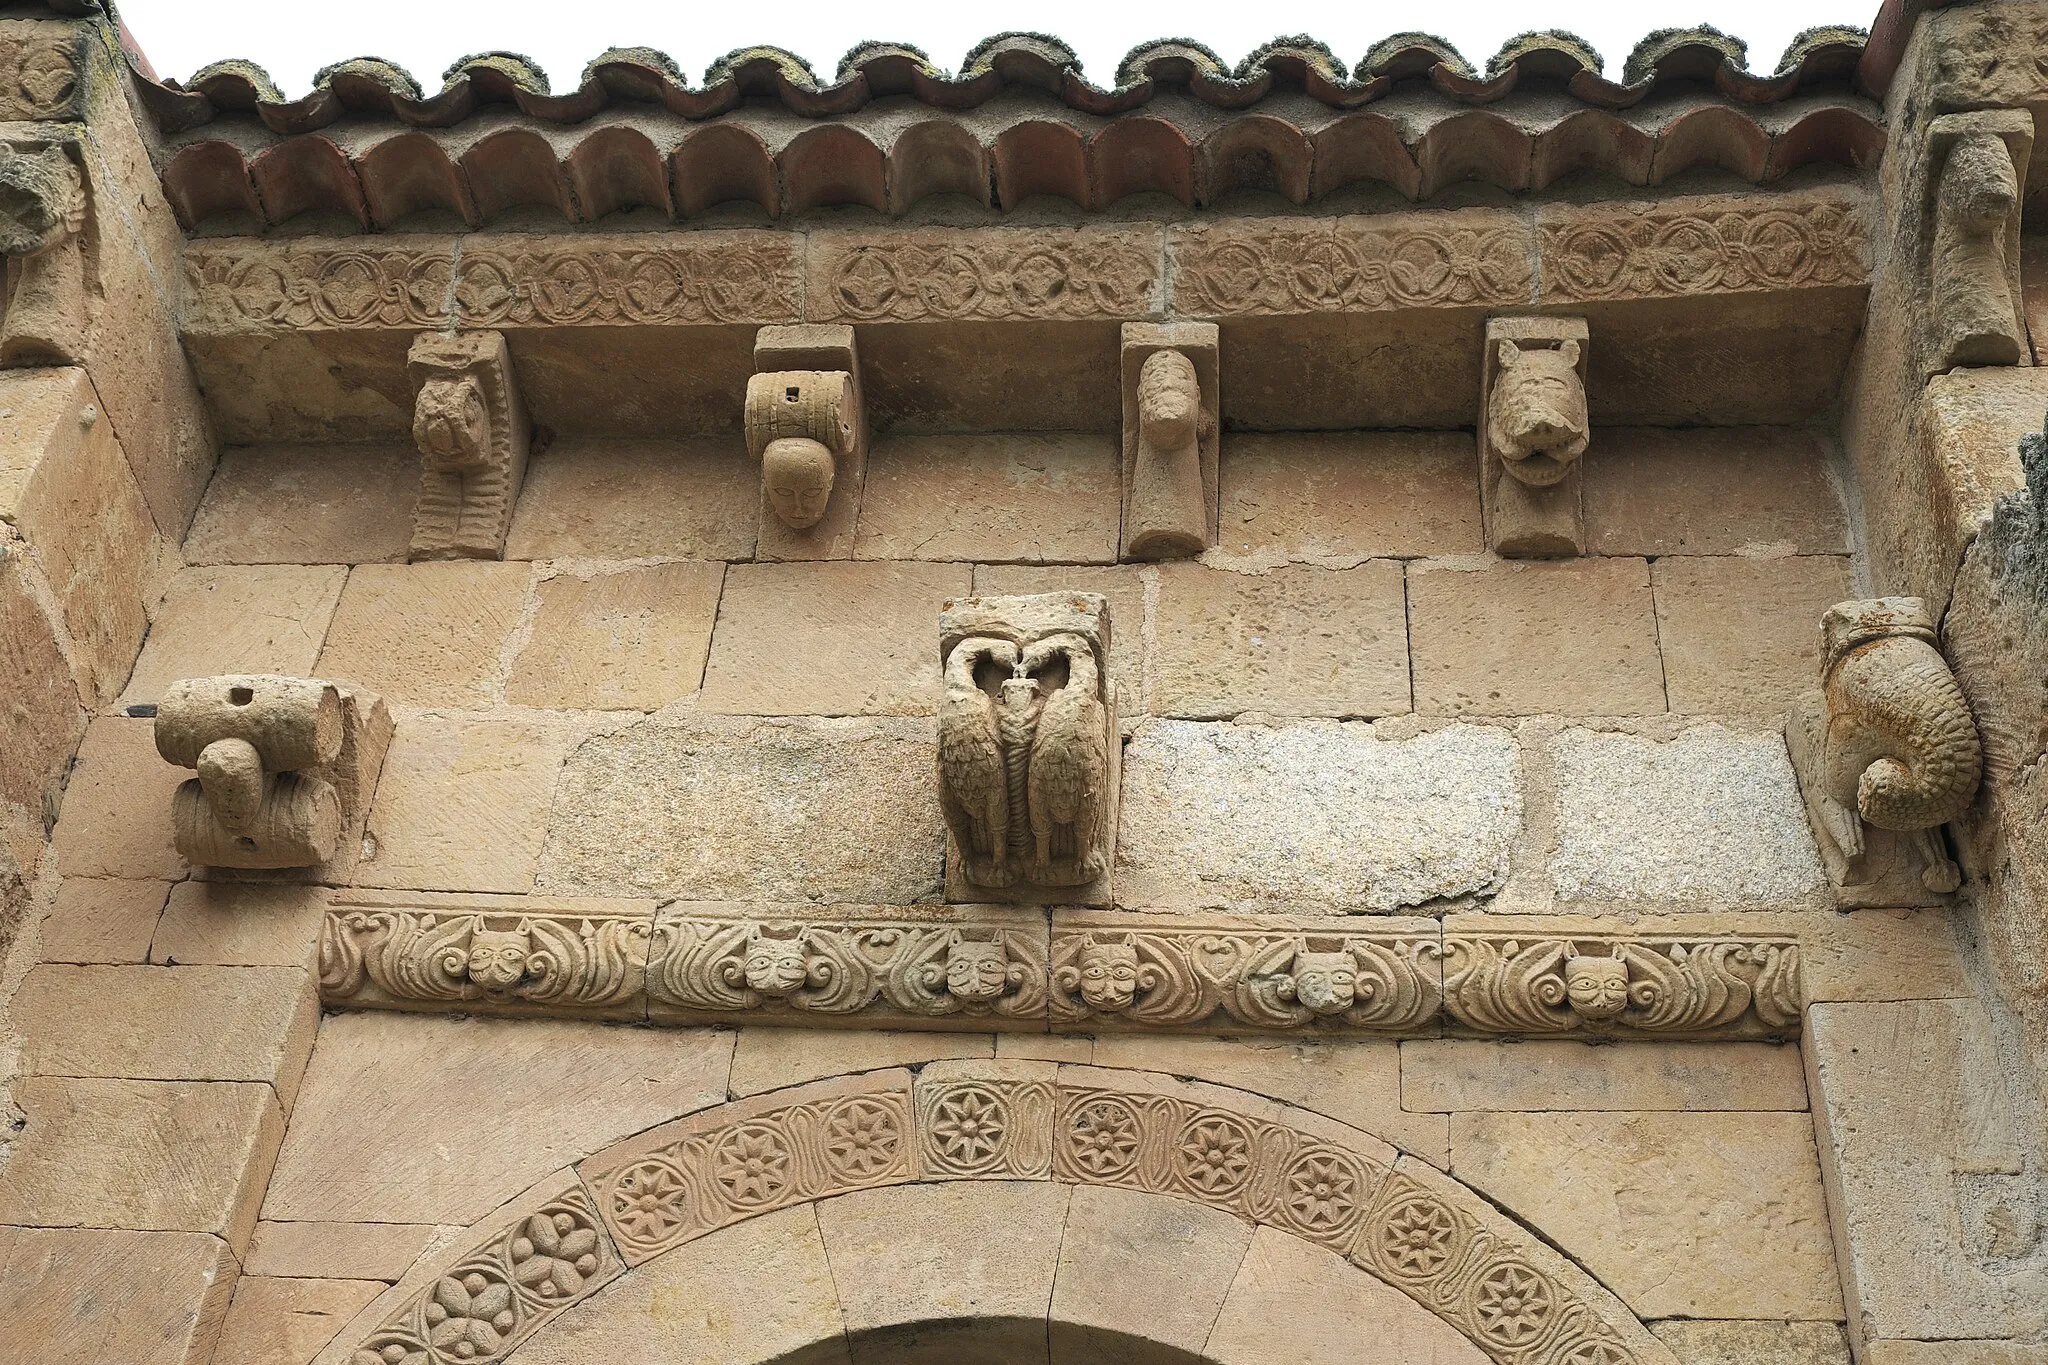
xmin=1538 ymin=199 xmax=1865 ymax=299
xmin=1174 ymin=216 xmax=1530 ymax=315
xmin=814 ymin=230 xmax=1160 ymax=321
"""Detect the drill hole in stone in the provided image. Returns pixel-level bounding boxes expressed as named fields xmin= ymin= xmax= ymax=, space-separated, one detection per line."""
xmin=228 ymin=686 xmax=254 ymax=706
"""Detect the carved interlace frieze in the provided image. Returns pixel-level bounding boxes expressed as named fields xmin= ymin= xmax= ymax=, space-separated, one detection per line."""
xmin=320 ymin=902 xmax=1803 ymax=1040
xmin=1173 ymin=214 xmax=1531 ymax=316
xmin=0 ymin=23 xmax=76 ymax=121
xmin=807 ymin=228 xmax=1163 ymax=321
xmin=183 ymin=234 xmax=802 ymax=331
xmin=347 ymin=1183 xmax=619 ymax=1365
xmin=349 ymin=1068 xmax=1662 ymax=1365
xmin=1537 ymin=198 xmax=1867 ymax=300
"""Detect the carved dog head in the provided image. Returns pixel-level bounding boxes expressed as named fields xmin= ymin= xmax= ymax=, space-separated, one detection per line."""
xmin=413 ymin=372 xmax=491 ymax=473
xmin=1487 ymin=340 xmax=1588 ymax=486
xmin=0 ymin=144 xmax=82 ymax=257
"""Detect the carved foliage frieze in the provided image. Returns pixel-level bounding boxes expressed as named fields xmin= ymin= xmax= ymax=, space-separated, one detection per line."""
xmin=1173 ymin=214 xmax=1531 ymax=316
xmin=320 ymin=901 xmax=650 ymax=1015
xmin=807 ymin=228 xmax=1162 ymax=321
xmin=184 ymin=234 xmax=802 ymax=331
xmin=320 ymin=902 xmax=1803 ymax=1040
xmin=645 ymin=910 xmax=1047 ymax=1024
xmin=349 ymin=1183 xmax=619 ymax=1365
xmin=1439 ymin=933 xmax=1801 ymax=1038
xmin=1537 ymin=198 xmax=1866 ymax=300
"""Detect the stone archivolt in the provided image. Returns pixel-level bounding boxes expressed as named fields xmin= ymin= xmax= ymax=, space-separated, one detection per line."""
xmin=319 ymin=901 xmax=1802 ymax=1040
xmin=341 ymin=1066 xmax=1669 ymax=1365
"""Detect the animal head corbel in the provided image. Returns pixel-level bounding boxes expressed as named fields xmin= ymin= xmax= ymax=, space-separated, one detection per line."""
xmin=1487 ymin=339 xmax=1588 ymax=486
xmin=413 ymin=370 xmax=492 ymax=473
xmin=0 ymin=141 xmax=84 ymax=259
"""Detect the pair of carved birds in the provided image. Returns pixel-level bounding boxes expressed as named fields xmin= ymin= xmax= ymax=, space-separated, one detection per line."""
xmin=938 ymin=632 xmax=1106 ymax=886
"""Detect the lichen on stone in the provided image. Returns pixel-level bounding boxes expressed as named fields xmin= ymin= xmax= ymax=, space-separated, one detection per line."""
xmin=310 ymin=56 xmax=422 ymax=101
xmin=961 ymin=32 xmax=1080 ymax=79
xmin=442 ymin=50 xmax=550 ymax=95
xmin=1356 ymin=32 xmax=1474 ymax=81
xmin=702 ymin=46 xmax=818 ymax=90
xmin=1114 ymin=39 xmax=1229 ymax=90
xmin=1485 ymin=30 xmax=1603 ymax=79
xmin=1234 ymin=34 xmax=1346 ymax=84
xmin=186 ymin=57 xmax=282 ymax=103
xmin=1622 ymin=25 xmax=1749 ymax=86
xmin=1776 ymin=24 xmax=1869 ymax=75
xmin=836 ymin=42 xmax=938 ymax=83
xmin=581 ymin=47 xmax=685 ymax=87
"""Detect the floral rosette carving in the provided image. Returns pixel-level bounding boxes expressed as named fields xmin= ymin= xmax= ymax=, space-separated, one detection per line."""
xmin=319 ymin=907 xmax=647 ymax=1012
xmin=916 ymin=1076 xmax=1056 ymax=1178
xmin=349 ymin=1189 xmax=616 ymax=1365
xmin=1439 ymin=934 xmax=1801 ymax=1037
xmin=591 ymin=1090 xmax=914 ymax=1262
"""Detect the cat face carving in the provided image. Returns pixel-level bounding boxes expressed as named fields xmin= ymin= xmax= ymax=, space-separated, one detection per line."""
xmin=742 ymin=931 xmax=809 ymax=998
xmin=1564 ymin=952 xmax=1630 ymax=1020
xmin=1077 ymin=940 xmax=1139 ymax=1011
xmin=1291 ymin=949 xmax=1358 ymax=1016
xmin=465 ymin=926 xmax=531 ymax=991
xmin=1488 ymin=340 xmax=1588 ymax=487
xmin=945 ymin=937 xmax=1013 ymax=1003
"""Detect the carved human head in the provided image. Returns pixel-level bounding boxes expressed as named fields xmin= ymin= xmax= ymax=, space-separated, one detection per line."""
xmin=1077 ymin=939 xmax=1140 ymax=1011
xmin=413 ymin=373 xmax=491 ymax=472
xmin=0 ymin=144 xmax=82 ymax=257
xmin=945 ymin=936 xmax=1012 ymax=1002
xmin=1488 ymin=340 xmax=1588 ymax=486
xmin=762 ymin=436 xmax=835 ymax=529
xmin=1291 ymin=948 xmax=1358 ymax=1016
xmin=742 ymin=929 xmax=809 ymax=998
xmin=1563 ymin=950 xmax=1630 ymax=1021
xmin=1137 ymin=348 xmax=1200 ymax=446
xmin=465 ymin=923 xmax=532 ymax=991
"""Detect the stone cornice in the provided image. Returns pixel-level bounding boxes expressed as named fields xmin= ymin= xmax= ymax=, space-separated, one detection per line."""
xmin=318 ymin=893 xmax=1804 ymax=1040
xmin=180 ymin=189 xmax=1869 ymax=336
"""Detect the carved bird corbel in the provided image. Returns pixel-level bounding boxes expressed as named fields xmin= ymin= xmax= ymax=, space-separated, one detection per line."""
xmin=938 ymin=637 xmax=1018 ymax=887
xmin=1023 ymin=631 xmax=1108 ymax=879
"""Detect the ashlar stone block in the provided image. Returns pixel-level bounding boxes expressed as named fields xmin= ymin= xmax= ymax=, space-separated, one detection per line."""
xmin=1450 ymin=1110 xmax=1842 ymax=1320
xmin=50 ymin=716 xmax=186 ymax=881
xmin=0 ymin=1228 xmax=238 ymax=1365
xmin=245 ymin=1219 xmax=439 ymax=1283
xmin=1548 ymin=725 xmax=1827 ymax=909
xmin=1408 ymin=558 xmax=1665 ymax=716
xmin=1051 ymin=1184 xmax=1253 ymax=1365
xmin=1584 ymin=427 xmax=1849 ymax=557
xmin=1150 ymin=562 xmax=1410 ymax=719
xmin=264 ymin=1011 xmax=732 ymax=1226
xmin=1649 ymin=1320 xmax=1849 ymax=1365
xmin=38 ymin=876 xmax=169 ymax=963
xmin=0 ymin=1076 xmax=285 ymax=1253
xmin=854 ymin=434 xmax=1121 ymax=564
xmin=504 ymin=437 xmax=758 ymax=562
xmin=508 ymin=561 xmax=724 ymax=711
xmin=539 ymin=714 xmax=944 ymax=904
xmin=119 ymin=565 xmax=347 ymax=707
xmin=181 ymin=444 xmax=416 ymax=566
xmin=1216 ymin=432 xmax=1482 ymax=563
xmin=212 ymin=1275 xmax=385 ymax=1365
xmin=316 ymin=560 xmax=528 ymax=708
xmin=1116 ymin=719 xmax=1520 ymax=913
xmin=1401 ymin=1038 xmax=1808 ymax=1113
xmin=1653 ymin=555 xmax=1854 ymax=714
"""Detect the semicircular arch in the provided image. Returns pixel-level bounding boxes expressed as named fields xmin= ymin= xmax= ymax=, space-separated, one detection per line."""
xmin=319 ymin=1063 xmax=1678 ymax=1365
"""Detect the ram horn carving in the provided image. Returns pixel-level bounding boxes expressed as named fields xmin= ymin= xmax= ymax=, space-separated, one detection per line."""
xmin=1788 ymin=596 xmax=1982 ymax=896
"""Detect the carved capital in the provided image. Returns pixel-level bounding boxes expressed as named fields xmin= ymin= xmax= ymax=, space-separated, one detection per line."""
xmin=155 ymin=674 xmax=389 ymax=871
xmin=407 ymin=330 xmax=530 ymax=560
xmin=939 ymin=593 xmax=1116 ymax=901
xmin=1120 ymin=322 xmax=1218 ymax=561
xmin=1479 ymin=316 xmax=1589 ymax=559
xmin=1787 ymin=595 xmax=1984 ymax=905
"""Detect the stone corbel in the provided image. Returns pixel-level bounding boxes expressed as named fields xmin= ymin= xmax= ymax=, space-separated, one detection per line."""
xmin=155 ymin=674 xmax=390 ymax=872
xmin=407 ymin=330 xmax=530 ymax=560
xmin=1119 ymin=322 xmax=1219 ymax=560
xmin=938 ymin=592 xmax=1117 ymax=905
xmin=1479 ymin=316 xmax=1590 ymax=557
xmin=1787 ymin=597 xmax=1984 ymax=906
xmin=0 ymin=138 xmax=88 ymax=368
xmin=1923 ymin=110 xmax=2032 ymax=375
xmin=748 ymin=323 xmax=866 ymax=559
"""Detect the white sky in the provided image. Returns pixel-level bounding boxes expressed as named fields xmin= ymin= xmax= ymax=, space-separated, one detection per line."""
xmin=117 ymin=0 xmax=1875 ymax=96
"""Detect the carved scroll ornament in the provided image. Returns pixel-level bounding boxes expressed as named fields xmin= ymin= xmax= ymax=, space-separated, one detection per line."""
xmin=1437 ymin=934 xmax=1801 ymax=1037
xmin=320 ymin=902 xmax=648 ymax=1014
xmin=1788 ymin=596 xmax=1983 ymax=904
